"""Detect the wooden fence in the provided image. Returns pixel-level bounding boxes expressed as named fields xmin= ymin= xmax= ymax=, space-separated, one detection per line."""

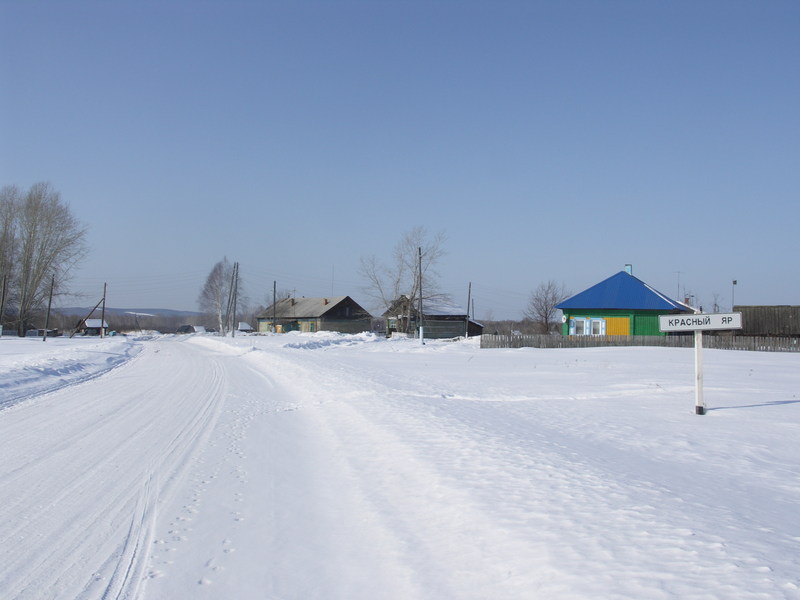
xmin=480 ymin=334 xmax=800 ymax=353
xmin=735 ymin=306 xmax=800 ymax=337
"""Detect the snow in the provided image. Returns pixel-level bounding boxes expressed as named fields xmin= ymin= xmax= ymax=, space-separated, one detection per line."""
xmin=1 ymin=332 xmax=798 ymax=599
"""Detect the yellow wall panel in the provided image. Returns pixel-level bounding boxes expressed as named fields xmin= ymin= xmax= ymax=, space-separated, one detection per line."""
xmin=606 ymin=317 xmax=630 ymax=336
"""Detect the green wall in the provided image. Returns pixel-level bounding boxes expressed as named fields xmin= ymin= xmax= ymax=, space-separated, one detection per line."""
xmin=562 ymin=309 xmax=668 ymax=336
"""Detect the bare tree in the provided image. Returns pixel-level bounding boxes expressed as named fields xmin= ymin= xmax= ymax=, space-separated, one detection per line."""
xmin=0 ymin=187 xmax=19 ymax=328
xmin=359 ymin=226 xmax=447 ymax=333
xmin=198 ymin=258 xmax=234 ymax=335
xmin=6 ymin=183 xmax=87 ymax=335
xmin=0 ymin=186 xmax=18 ymax=280
xmin=524 ymin=280 xmax=570 ymax=334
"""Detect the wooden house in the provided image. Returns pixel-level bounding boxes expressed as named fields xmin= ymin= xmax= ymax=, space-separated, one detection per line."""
xmin=256 ymin=296 xmax=372 ymax=334
xmin=556 ymin=271 xmax=691 ymax=336
xmin=383 ymin=295 xmax=483 ymax=339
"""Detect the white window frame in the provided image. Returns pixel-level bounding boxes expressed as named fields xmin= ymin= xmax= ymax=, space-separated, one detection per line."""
xmin=570 ymin=317 xmax=606 ymax=336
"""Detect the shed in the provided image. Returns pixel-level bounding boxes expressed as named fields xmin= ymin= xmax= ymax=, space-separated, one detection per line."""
xmin=556 ymin=271 xmax=691 ymax=336
xmin=80 ymin=318 xmax=109 ymax=336
xmin=256 ymin=296 xmax=372 ymax=334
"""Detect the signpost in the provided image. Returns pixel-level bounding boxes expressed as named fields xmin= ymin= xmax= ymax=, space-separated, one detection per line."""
xmin=658 ymin=312 xmax=743 ymax=414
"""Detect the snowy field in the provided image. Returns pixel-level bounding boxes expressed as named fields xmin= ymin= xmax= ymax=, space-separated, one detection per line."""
xmin=0 ymin=332 xmax=798 ymax=599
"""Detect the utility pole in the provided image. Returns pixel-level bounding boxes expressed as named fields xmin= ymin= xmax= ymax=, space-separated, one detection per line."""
xmin=273 ymin=280 xmax=277 ymax=333
xmin=465 ymin=281 xmax=472 ymax=338
xmin=100 ymin=282 xmax=107 ymax=338
xmin=418 ymin=247 xmax=424 ymax=345
xmin=231 ymin=262 xmax=239 ymax=338
xmin=224 ymin=262 xmax=238 ymax=336
xmin=43 ymin=274 xmax=55 ymax=342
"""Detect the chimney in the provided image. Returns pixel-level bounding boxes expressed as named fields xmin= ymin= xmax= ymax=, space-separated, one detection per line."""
xmin=324 ymin=298 xmax=329 ymax=305
xmin=624 ymin=264 xmax=633 ymax=275
xmin=291 ymin=298 xmax=295 ymax=306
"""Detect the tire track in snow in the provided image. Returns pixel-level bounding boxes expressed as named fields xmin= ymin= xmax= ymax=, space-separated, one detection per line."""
xmin=100 ymin=472 xmax=158 ymax=600
xmin=0 ymin=337 xmax=227 ymax=600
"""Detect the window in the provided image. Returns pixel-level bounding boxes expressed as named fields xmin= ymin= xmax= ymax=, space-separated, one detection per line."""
xmin=570 ymin=317 xmax=605 ymax=336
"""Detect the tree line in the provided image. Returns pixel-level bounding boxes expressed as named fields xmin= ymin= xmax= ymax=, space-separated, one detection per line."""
xmin=0 ymin=183 xmax=87 ymax=336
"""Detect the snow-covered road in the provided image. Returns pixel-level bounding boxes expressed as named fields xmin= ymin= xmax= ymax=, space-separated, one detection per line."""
xmin=1 ymin=336 xmax=230 ymax=599
xmin=1 ymin=333 xmax=798 ymax=599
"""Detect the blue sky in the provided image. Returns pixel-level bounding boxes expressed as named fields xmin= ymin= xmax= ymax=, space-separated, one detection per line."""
xmin=2 ymin=1 xmax=798 ymax=319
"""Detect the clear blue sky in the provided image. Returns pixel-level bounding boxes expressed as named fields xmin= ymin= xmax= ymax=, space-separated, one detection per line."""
xmin=2 ymin=0 xmax=798 ymax=318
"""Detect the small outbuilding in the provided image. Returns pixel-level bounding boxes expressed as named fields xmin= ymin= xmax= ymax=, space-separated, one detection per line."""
xmin=256 ymin=296 xmax=372 ymax=334
xmin=80 ymin=318 xmax=109 ymax=336
xmin=556 ymin=270 xmax=691 ymax=336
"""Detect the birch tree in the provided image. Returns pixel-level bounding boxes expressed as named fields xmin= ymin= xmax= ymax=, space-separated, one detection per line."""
xmin=0 ymin=187 xmax=18 ymax=311
xmin=198 ymin=257 xmax=235 ymax=335
xmin=5 ymin=183 xmax=87 ymax=335
xmin=0 ymin=187 xmax=18 ymax=330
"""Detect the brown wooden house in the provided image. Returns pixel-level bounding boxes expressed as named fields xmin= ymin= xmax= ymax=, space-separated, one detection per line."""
xmin=256 ymin=296 xmax=372 ymax=334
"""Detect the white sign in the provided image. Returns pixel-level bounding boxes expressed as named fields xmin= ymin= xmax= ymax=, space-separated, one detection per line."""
xmin=657 ymin=312 xmax=744 ymax=415
xmin=659 ymin=312 xmax=742 ymax=332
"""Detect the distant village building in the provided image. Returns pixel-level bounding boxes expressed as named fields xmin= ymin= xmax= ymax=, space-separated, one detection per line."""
xmin=256 ymin=296 xmax=372 ymax=334
xmin=80 ymin=318 xmax=109 ymax=336
xmin=383 ymin=295 xmax=483 ymax=339
xmin=557 ymin=270 xmax=691 ymax=336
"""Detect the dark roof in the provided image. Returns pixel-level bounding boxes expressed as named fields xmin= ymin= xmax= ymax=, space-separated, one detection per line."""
xmin=257 ymin=296 xmax=371 ymax=320
xmin=556 ymin=271 xmax=690 ymax=312
xmin=383 ymin=295 xmax=469 ymax=318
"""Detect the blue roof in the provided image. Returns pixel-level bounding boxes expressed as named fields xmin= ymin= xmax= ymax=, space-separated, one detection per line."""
xmin=557 ymin=271 xmax=689 ymax=312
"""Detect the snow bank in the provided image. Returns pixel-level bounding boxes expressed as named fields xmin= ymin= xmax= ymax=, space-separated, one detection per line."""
xmin=0 ymin=336 xmax=142 ymax=411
